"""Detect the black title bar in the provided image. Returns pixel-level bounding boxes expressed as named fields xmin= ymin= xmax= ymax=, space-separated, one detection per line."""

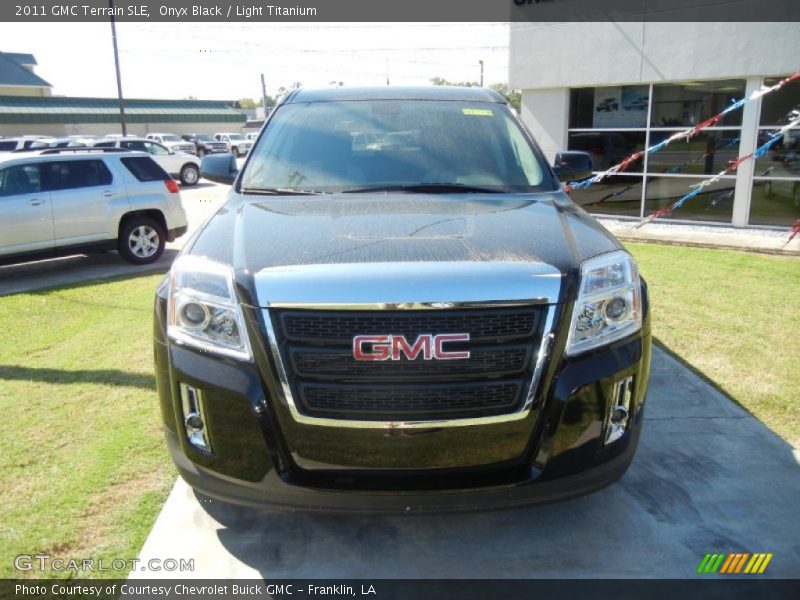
xmin=2 ymin=0 xmax=799 ymax=22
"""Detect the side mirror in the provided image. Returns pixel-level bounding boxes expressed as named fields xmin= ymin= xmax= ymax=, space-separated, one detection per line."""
xmin=201 ymin=153 xmax=239 ymax=185
xmin=553 ymin=150 xmax=593 ymax=181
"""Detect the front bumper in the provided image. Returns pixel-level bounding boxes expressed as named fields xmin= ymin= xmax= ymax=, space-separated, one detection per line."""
xmin=165 ymin=417 xmax=642 ymax=513
xmin=154 ymin=285 xmax=651 ymax=512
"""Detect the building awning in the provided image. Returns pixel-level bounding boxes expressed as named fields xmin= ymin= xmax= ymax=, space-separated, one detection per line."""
xmin=0 ymin=96 xmax=247 ymax=125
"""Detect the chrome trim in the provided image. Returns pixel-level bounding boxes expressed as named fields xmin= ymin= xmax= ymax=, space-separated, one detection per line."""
xmin=180 ymin=383 xmax=211 ymax=450
xmin=254 ymin=262 xmax=563 ymax=309
xmin=605 ymin=376 xmax=633 ymax=445
xmin=261 ymin=303 xmax=559 ymax=429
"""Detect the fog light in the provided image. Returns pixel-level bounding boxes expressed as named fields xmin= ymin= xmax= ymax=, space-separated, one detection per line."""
xmin=605 ymin=376 xmax=633 ymax=445
xmin=180 ymin=383 xmax=211 ymax=451
xmin=185 ymin=413 xmax=204 ymax=432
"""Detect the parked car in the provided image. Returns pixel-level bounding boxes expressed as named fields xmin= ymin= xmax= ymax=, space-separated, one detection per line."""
xmin=156 ymin=87 xmax=652 ymax=512
xmin=213 ymin=132 xmax=252 ymax=156
xmin=89 ymin=137 xmax=201 ymax=186
xmin=568 ymin=131 xmax=639 ymax=171
xmin=595 ymin=97 xmax=619 ymax=112
xmin=0 ymin=148 xmax=187 ymax=265
xmin=181 ymin=133 xmax=229 ymax=157
xmin=146 ymin=133 xmax=196 ymax=155
xmin=29 ymin=137 xmax=88 ymax=149
xmin=623 ymin=96 xmax=649 ymax=111
xmin=0 ymin=138 xmax=49 ymax=153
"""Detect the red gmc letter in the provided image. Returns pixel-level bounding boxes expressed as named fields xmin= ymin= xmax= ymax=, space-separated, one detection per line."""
xmin=353 ymin=335 xmax=391 ymax=361
xmin=433 ymin=334 xmax=471 ymax=360
xmin=391 ymin=335 xmax=432 ymax=360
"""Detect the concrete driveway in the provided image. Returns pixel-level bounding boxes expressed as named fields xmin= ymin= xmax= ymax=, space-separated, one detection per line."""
xmin=134 ymin=347 xmax=800 ymax=579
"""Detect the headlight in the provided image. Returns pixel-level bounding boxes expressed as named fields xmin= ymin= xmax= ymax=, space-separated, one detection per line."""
xmin=565 ymin=250 xmax=642 ymax=355
xmin=167 ymin=255 xmax=252 ymax=360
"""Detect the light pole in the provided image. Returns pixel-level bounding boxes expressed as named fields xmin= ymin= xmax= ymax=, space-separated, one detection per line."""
xmin=479 ymin=60 xmax=484 ymax=87
xmin=109 ymin=0 xmax=127 ymax=136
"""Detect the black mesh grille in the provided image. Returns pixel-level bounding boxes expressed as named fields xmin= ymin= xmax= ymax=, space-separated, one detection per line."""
xmin=290 ymin=345 xmax=531 ymax=378
xmin=301 ymin=381 xmax=523 ymax=419
xmin=270 ymin=306 xmax=545 ymax=421
xmin=278 ymin=308 xmax=538 ymax=344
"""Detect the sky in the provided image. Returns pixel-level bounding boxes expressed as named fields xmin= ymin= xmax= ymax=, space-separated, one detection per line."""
xmin=0 ymin=22 xmax=509 ymax=100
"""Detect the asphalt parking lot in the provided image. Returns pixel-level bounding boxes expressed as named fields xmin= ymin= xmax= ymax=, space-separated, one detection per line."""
xmin=133 ymin=347 xmax=800 ymax=579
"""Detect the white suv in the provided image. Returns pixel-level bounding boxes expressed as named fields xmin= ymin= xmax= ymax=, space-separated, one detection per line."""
xmin=145 ymin=133 xmax=197 ymax=156
xmin=91 ymin=138 xmax=201 ymax=186
xmin=0 ymin=149 xmax=188 ymax=265
xmin=213 ymin=132 xmax=252 ymax=157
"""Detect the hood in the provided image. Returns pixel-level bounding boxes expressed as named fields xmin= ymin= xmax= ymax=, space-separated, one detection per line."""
xmin=188 ymin=192 xmax=622 ymax=305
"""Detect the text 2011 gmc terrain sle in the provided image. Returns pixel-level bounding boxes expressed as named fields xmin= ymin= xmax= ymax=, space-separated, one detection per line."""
xmin=153 ymin=87 xmax=651 ymax=512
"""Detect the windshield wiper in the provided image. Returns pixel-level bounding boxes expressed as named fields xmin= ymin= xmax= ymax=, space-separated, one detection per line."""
xmin=342 ymin=183 xmax=509 ymax=194
xmin=240 ymin=187 xmax=323 ymax=195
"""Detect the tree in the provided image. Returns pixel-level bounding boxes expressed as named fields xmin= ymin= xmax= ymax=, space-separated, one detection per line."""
xmin=430 ymin=76 xmax=479 ymax=88
xmin=429 ymin=77 xmax=520 ymax=111
xmin=238 ymin=98 xmax=257 ymax=109
xmin=489 ymin=83 xmax=521 ymax=112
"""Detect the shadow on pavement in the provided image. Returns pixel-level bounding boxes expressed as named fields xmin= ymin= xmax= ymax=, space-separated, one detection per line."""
xmin=178 ymin=347 xmax=800 ymax=578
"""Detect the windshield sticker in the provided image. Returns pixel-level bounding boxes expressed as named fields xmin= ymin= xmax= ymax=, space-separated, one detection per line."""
xmin=462 ymin=108 xmax=494 ymax=117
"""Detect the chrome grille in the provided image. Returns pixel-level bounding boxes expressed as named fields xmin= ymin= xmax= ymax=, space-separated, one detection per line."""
xmin=269 ymin=306 xmax=546 ymax=421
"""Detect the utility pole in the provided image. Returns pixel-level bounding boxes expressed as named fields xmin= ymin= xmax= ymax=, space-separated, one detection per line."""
xmin=479 ymin=60 xmax=484 ymax=87
xmin=260 ymin=73 xmax=269 ymax=118
xmin=109 ymin=0 xmax=127 ymax=136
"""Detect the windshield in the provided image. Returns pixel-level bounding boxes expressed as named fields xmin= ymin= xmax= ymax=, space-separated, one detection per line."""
xmin=241 ymin=100 xmax=554 ymax=193
xmin=228 ymin=134 xmax=245 ymax=141
xmin=195 ymin=134 xmax=213 ymax=141
xmin=161 ymin=135 xmax=180 ymax=142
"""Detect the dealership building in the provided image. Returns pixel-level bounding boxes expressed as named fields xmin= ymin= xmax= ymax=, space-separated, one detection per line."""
xmin=0 ymin=51 xmax=246 ymax=139
xmin=510 ymin=22 xmax=800 ymax=228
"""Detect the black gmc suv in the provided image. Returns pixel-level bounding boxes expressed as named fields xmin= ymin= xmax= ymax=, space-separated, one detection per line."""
xmin=154 ymin=87 xmax=651 ymax=512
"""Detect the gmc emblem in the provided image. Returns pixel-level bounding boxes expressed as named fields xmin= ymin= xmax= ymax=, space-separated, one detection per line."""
xmin=353 ymin=334 xmax=471 ymax=361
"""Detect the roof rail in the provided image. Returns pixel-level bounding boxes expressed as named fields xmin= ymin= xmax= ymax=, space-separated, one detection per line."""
xmin=39 ymin=147 xmax=132 ymax=155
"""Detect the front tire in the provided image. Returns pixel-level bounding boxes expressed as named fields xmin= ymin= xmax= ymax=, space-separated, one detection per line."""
xmin=180 ymin=164 xmax=200 ymax=186
xmin=231 ymin=146 xmax=239 ymax=157
xmin=118 ymin=216 xmax=166 ymax=265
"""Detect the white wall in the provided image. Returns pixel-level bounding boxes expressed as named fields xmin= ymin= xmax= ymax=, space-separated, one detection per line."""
xmin=520 ymin=88 xmax=569 ymax=163
xmin=510 ymin=22 xmax=800 ymax=90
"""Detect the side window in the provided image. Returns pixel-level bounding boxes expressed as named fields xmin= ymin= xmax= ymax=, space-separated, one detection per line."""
xmin=120 ymin=141 xmax=146 ymax=152
xmin=42 ymin=160 xmax=113 ymax=191
xmin=120 ymin=156 xmax=170 ymax=181
xmin=94 ymin=141 xmax=115 ymax=148
xmin=145 ymin=142 xmax=169 ymax=155
xmin=0 ymin=164 xmax=41 ymax=197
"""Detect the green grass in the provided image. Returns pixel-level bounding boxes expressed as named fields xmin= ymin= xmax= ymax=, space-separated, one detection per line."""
xmin=626 ymin=243 xmax=800 ymax=447
xmin=0 ymin=274 xmax=174 ymax=579
xmin=0 ymin=245 xmax=798 ymax=578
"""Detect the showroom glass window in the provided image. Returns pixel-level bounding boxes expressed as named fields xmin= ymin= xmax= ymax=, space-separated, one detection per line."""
xmin=567 ymin=80 xmax=745 ymax=224
xmin=749 ymin=76 xmax=800 ymax=227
